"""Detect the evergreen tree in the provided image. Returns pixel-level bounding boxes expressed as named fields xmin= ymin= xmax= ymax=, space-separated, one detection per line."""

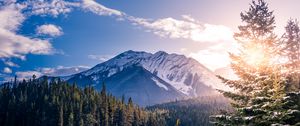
xmin=133 ymin=110 xmax=140 ymax=126
xmin=67 ymin=112 xmax=74 ymax=126
xmin=0 ymin=77 xmax=166 ymax=126
xmin=126 ymin=97 xmax=134 ymax=125
xmin=281 ymin=19 xmax=300 ymax=69
xmin=211 ymin=0 xmax=300 ymax=125
xmin=281 ymin=19 xmax=300 ymax=91
xmin=58 ymin=105 xmax=64 ymax=126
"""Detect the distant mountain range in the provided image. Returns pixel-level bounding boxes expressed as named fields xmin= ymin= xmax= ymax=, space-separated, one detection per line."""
xmin=47 ymin=50 xmax=229 ymax=106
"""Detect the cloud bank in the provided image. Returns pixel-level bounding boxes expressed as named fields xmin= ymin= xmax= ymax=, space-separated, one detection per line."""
xmin=0 ymin=4 xmax=53 ymax=59
xmin=128 ymin=16 xmax=233 ymax=43
xmin=15 ymin=71 xmax=43 ymax=80
xmin=13 ymin=66 xmax=90 ymax=81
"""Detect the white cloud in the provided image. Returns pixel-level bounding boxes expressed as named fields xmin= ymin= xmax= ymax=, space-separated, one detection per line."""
xmin=1 ymin=59 xmax=19 ymax=67
xmin=26 ymin=0 xmax=80 ymax=17
xmin=130 ymin=15 xmax=235 ymax=70
xmin=77 ymin=0 xmax=234 ymax=43
xmin=15 ymin=71 xmax=43 ymax=80
xmin=188 ymin=42 xmax=238 ymax=70
xmin=0 ymin=5 xmax=24 ymax=32
xmin=38 ymin=65 xmax=90 ymax=76
xmin=12 ymin=65 xmax=90 ymax=81
xmin=88 ymin=54 xmax=112 ymax=62
xmin=0 ymin=28 xmax=54 ymax=59
xmin=81 ymin=0 xmax=124 ymax=16
xmin=0 ymin=5 xmax=54 ymax=59
xmin=128 ymin=16 xmax=234 ymax=43
xmin=3 ymin=67 xmax=12 ymax=74
xmin=5 ymin=61 xmax=19 ymax=67
xmin=181 ymin=15 xmax=198 ymax=23
xmin=36 ymin=24 xmax=63 ymax=37
xmin=25 ymin=0 xmax=122 ymax=17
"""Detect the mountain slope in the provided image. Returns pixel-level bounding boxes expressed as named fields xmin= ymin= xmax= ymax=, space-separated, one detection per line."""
xmin=102 ymin=65 xmax=185 ymax=106
xmin=141 ymin=51 xmax=225 ymax=96
xmin=65 ymin=50 xmax=227 ymax=105
xmin=147 ymin=95 xmax=233 ymax=126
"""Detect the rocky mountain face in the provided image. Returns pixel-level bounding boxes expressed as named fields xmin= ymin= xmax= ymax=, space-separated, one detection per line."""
xmin=65 ymin=50 xmax=228 ymax=106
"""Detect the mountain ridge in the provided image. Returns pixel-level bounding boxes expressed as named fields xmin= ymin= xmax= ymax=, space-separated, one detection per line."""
xmin=57 ymin=50 xmax=228 ymax=105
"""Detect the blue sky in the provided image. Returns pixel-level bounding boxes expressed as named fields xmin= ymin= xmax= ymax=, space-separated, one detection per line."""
xmin=1 ymin=0 xmax=300 ymax=81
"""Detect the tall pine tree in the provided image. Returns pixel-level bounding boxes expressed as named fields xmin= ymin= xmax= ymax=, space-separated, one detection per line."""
xmin=211 ymin=0 xmax=300 ymax=125
xmin=282 ymin=19 xmax=300 ymax=69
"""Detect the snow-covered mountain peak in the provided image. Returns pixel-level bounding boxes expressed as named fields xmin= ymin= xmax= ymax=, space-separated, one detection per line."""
xmin=73 ymin=50 xmax=229 ymax=96
xmin=153 ymin=51 xmax=168 ymax=56
xmin=142 ymin=52 xmax=226 ymax=96
xmin=116 ymin=50 xmax=151 ymax=58
xmin=82 ymin=51 xmax=151 ymax=76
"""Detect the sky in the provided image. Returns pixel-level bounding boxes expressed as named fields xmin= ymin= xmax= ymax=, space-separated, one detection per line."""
xmin=1 ymin=0 xmax=300 ymax=81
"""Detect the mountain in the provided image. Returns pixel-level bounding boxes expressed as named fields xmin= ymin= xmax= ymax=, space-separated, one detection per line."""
xmin=102 ymin=65 xmax=185 ymax=106
xmin=64 ymin=50 xmax=228 ymax=106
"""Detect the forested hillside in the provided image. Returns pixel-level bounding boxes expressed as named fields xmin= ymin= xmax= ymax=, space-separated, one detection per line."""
xmin=0 ymin=76 xmax=167 ymax=126
xmin=148 ymin=95 xmax=233 ymax=126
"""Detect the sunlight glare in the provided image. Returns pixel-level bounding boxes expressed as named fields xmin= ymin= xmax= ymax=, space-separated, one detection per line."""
xmin=245 ymin=46 xmax=266 ymax=66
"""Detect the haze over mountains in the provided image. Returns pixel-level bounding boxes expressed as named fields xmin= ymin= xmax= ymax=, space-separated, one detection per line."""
xmin=214 ymin=66 xmax=238 ymax=80
xmin=45 ymin=50 xmax=229 ymax=106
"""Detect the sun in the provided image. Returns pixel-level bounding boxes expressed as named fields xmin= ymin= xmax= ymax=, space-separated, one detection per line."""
xmin=244 ymin=45 xmax=267 ymax=67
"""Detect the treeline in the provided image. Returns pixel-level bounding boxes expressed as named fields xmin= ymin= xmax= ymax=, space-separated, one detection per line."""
xmin=0 ymin=76 xmax=167 ymax=126
xmin=148 ymin=95 xmax=233 ymax=126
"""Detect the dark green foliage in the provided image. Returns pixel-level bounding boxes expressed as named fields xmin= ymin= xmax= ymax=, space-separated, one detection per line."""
xmin=148 ymin=95 xmax=233 ymax=126
xmin=0 ymin=77 xmax=166 ymax=126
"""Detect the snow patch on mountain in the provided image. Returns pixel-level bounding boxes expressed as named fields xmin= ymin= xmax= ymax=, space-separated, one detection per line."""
xmin=165 ymin=79 xmax=193 ymax=95
xmin=151 ymin=77 xmax=169 ymax=90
